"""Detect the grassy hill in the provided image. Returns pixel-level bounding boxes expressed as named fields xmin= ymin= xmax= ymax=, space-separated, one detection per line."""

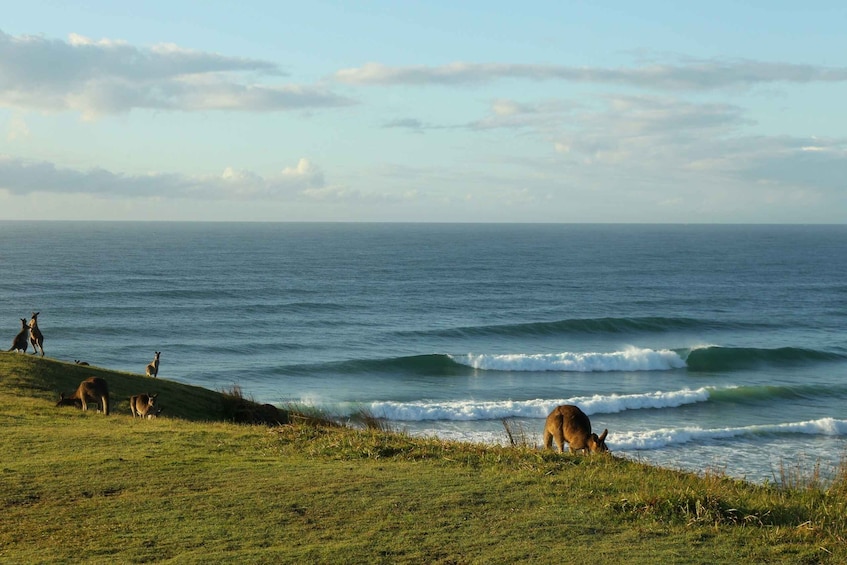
xmin=1 ymin=352 xmax=845 ymax=564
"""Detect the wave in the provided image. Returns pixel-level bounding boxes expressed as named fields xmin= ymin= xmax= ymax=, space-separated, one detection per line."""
xmin=612 ymin=418 xmax=847 ymax=451
xmin=277 ymin=344 xmax=846 ymax=378
xmin=412 ymin=418 xmax=847 ymax=451
xmin=683 ymin=346 xmax=846 ymax=371
xmin=707 ymin=383 xmax=847 ymax=404
xmin=357 ymin=387 xmax=713 ymax=421
xmin=356 ymin=384 xmax=847 ymax=422
xmin=281 ymin=348 xmax=686 ymax=376
xmin=400 ymin=316 xmax=757 ymax=339
xmin=276 ymin=354 xmax=472 ymax=377
xmin=452 ymin=347 xmax=686 ymax=372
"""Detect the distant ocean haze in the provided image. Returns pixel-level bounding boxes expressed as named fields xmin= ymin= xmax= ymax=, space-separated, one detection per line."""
xmin=2 ymin=222 xmax=845 ymax=482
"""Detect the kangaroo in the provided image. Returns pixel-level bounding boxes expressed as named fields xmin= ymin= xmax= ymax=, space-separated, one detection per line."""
xmin=130 ymin=393 xmax=159 ymax=418
xmin=145 ymin=351 xmax=161 ymax=378
xmin=543 ymin=404 xmax=609 ymax=454
xmin=28 ymin=312 xmax=44 ymax=356
xmin=8 ymin=318 xmax=29 ymax=353
xmin=56 ymin=377 xmax=110 ymax=415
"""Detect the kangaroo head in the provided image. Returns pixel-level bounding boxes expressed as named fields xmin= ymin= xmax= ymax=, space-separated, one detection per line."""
xmin=588 ymin=429 xmax=609 ymax=453
xmin=56 ymin=393 xmax=81 ymax=408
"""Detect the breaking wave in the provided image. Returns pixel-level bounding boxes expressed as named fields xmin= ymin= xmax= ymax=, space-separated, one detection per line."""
xmin=452 ymin=347 xmax=686 ymax=372
xmin=612 ymin=418 xmax=847 ymax=451
xmin=359 ymin=387 xmax=713 ymax=421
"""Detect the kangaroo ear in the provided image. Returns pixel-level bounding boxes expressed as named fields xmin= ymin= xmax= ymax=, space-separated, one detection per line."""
xmin=598 ymin=429 xmax=608 ymax=442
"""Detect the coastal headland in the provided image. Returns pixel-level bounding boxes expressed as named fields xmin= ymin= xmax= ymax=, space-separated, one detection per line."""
xmin=1 ymin=353 xmax=845 ymax=563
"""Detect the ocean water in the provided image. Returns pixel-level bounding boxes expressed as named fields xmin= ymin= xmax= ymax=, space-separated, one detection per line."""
xmin=2 ymin=222 xmax=846 ymax=483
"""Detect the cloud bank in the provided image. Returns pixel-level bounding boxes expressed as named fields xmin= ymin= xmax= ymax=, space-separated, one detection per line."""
xmin=0 ymin=156 xmax=329 ymax=199
xmin=335 ymin=60 xmax=847 ymax=90
xmin=0 ymin=30 xmax=352 ymax=116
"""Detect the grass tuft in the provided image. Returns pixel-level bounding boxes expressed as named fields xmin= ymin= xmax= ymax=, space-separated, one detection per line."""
xmin=502 ymin=417 xmax=533 ymax=448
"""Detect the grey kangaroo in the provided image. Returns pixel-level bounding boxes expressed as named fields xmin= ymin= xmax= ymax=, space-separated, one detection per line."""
xmin=145 ymin=351 xmax=161 ymax=378
xmin=29 ymin=312 xmax=44 ymax=356
xmin=56 ymin=377 xmax=110 ymax=415
xmin=543 ymin=404 xmax=609 ymax=454
xmin=8 ymin=318 xmax=29 ymax=353
xmin=130 ymin=393 xmax=160 ymax=418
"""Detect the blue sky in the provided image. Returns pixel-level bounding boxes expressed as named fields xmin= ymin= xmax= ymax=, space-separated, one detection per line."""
xmin=1 ymin=1 xmax=845 ymax=222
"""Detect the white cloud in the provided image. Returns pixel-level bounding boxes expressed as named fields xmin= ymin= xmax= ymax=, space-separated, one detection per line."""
xmin=536 ymin=95 xmax=847 ymax=205
xmin=6 ymin=114 xmax=29 ymax=140
xmin=491 ymin=99 xmax=533 ymax=116
xmin=0 ymin=30 xmax=353 ymax=116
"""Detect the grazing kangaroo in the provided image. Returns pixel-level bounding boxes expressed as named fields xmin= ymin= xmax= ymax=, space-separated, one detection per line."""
xmin=56 ymin=377 xmax=110 ymax=415
xmin=145 ymin=351 xmax=161 ymax=378
xmin=8 ymin=318 xmax=29 ymax=353
xmin=28 ymin=312 xmax=44 ymax=356
xmin=543 ymin=404 xmax=609 ymax=454
xmin=130 ymin=393 xmax=159 ymax=418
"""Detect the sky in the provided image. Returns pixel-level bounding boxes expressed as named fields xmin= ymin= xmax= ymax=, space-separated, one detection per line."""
xmin=1 ymin=1 xmax=845 ymax=223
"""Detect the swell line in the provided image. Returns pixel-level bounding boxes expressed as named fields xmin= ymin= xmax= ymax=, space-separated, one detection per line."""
xmin=613 ymin=418 xmax=847 ymax=451
xmin=683 ymin=346 xmax=846 ymax=371
xmin=397 ymin=316 xmax=763 ymax=339
xmin=275 ymin=344 xmax=846 ymax=378
xmin=354 ymin=388 xmax=713 ymax=421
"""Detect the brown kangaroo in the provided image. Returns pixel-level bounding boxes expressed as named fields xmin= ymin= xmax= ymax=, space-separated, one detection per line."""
xmin=145 ymin=351 xmax=161 ymax=378
xmin=29 ymin=312 xmax=44 ymax=356
xmin=56 ymin=377 xmax=110 ymax=415
xmin=543 ymin=404 xmax=609 ymax=454
xmin=130 ymin=393 xmax=160 ymax=418
xmin=8 ymin=318 xmax=29 ymax=353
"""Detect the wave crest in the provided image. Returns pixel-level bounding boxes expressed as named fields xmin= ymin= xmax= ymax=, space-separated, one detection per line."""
xmin=452 ymin=347 xmax=686 ymax=373
xmin=613 ymin=418 xmax=847 ymax=451
xmin=363 ymin=387 xmax=712 ymax=421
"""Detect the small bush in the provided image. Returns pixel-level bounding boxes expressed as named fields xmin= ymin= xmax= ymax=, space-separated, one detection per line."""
xmin=220 ymin=384 xmax=289 ymax=426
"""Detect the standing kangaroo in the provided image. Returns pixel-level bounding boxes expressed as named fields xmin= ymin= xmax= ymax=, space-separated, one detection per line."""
xmin=543 ymin=404 xmax=609 ymax=454
xmin=130 ymin=393 xmax=160 ymax=418
xmin=56 ymin=377 xmax=110 ymax=415
xmin=8 ymin=318 xmax=29 ymax=353
xmin=28 ymin=312 xmax=44 ymax=356
xmin=145 ymin=352 xmax=161 ymax=378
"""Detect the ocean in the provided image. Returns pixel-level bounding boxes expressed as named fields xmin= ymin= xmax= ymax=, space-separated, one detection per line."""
xmin=2 ymin=222 xmax=845 ymax=483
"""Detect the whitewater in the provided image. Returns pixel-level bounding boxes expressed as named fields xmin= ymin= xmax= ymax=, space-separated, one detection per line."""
xmin=1 ymin=222 xmax=845 ymax=483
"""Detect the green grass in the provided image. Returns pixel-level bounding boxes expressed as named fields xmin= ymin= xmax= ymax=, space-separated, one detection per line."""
xmin=1 ymin=352 xmax=846 ymax=564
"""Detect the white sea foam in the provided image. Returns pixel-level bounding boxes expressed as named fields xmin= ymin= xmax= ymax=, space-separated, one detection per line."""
xmin=451 ymin=346 xmax=687 ymax=372
xmin=409 ymin=418 xmax=847 ymax=452
xmin=365 ymin=387 xmax=713 ymax=421
xmin=611 ymin=418 xmax=847 ymax=451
